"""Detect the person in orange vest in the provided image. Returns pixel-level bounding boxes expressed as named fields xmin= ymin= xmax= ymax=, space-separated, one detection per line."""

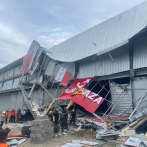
xmin=5 ymin=111 xmax=9 ymax=124
xmin=15 ymin=110 xmax=18 ymax=123
xmin=12 ymin=110 xmax=15 ymax=123
xmin=0 ymin=128 xmax=11 ymax=147
xmin=9 ymin=111 xmax=13 ymax=123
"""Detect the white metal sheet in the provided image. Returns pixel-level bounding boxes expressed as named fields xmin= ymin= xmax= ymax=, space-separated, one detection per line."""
xmin=110 ymin=82 xmax=132 ymax=114
xmin=12 ymin=77 xmax=20 ymax=89
xmin=6 ymin=80 xmax=13 ymax=90
xmin=133 ymin=36 xmax=147 ymax=69
xmin=7 ymin=69 xmax=14 ymax=78
xmin=55 ymin=67 xmax=67 ymax=82
xmin=2 ymin=82 xmax=7 ymax=91
xmin=0 ymin=83 xmax=3 ymax=91
xmin=29 ymin=62 xmax=39 ymax=75
xmin=45 ymin=61 xmax=56 ymax=76
xmin=34 ymin=47 xmax=43 ymax=61
xmin=14 ymin=66 xmax=21 ymax=76
xmin=132 ymin=77 xmax=147 ymax=111
xmin=0 ymin=74 xmax=4 ymax=81
xmin=4 ymin=72 xmax=7 ymax=79
xmin=0 ymin=95 xmax=11 ymax=111
xmin=77 ymin=44 xmax=129 ymax=78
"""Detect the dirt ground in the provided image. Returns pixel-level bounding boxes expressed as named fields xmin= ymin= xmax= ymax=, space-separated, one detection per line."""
xmin=4 ymin=123 xmax=121 ymax=147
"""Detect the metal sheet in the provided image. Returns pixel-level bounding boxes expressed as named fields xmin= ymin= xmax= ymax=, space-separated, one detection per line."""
xmin=29 ymin=62 xmax=39 ymax=75
xmin=15 ymin=93 xmax=23 ymax=110
xmin=2 ymin=82 xmax=7 ymax=91
xmin=4 ymin=72 xmax=7 ymax=79
xmin=12 ymin=78 xmax=20 ymax=89
xmin=132 ymin=77 xmax=147 ymax=111
xmin=110 ymin=82 xmax=132 ymax=114
xmin=0 ymin=95 xmax=10 ymax=111
xmin=6 ymin=80 xmax=13 ymax=90
xmin=28 ymin=40 xmax=40 ymax=55
xmin=77 ymin=44 xmax=129 ymax=78
xmin=133 ymin=36 xmax=147 ymax=69
xmin=14 ymin=66 xmax=21 ymax=76
xmin=52 ymin=62 xmax=75 ymax=79
xmin=0 ymin=74 xmax=4 ymax=81
xmin=44 ymin=61 xmax=56 ymax=76
xmin=45 ymin=1 xmax=147 ymax=62
xmin=55 ymin=67 xmax=67 ymax=82
xmin=0 ymin=83 xmax=3 ymax=90
xmin=7 ymin=69 xmax=14 ymax=78
xmin=34 ymin=48 xmax=43 ymax=61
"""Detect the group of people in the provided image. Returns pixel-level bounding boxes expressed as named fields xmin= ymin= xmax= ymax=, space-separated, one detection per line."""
xmin=48 ymin=108 xmax=76 ymax=133
xmin=0 ymin=109 xmax=27 ymax=129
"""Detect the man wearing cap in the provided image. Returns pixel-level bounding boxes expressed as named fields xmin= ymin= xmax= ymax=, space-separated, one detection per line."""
xmin=0 ymin=128 xmax=11 ymax=147
xmin=53 ymin=109 xmax=59 ymax=125
xmin=0 ymin=111 xmax=5 ymax=129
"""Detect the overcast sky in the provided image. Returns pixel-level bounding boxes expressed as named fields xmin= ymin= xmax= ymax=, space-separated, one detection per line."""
xmin=0 ymin=0 xmax=145 ymax=68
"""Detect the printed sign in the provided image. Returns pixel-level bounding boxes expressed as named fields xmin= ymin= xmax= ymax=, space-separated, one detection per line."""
xmin=123 ymin=137 xmax=141 ymax=147
xmin=72 ymin=88 xmax=105 ymax=113
xmin=60 ymin=72 xmax=71 ymax=87
xmin=55 ymin=67 xmax=67 ymax=82
xmin=58 ymin=78 xmax=93 ymax=100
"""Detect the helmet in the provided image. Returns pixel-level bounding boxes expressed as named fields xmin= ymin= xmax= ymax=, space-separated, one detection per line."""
xmin=49 ymin=111 xmax=52 ymax=114
xmin=56 ymin=108 xmax=59 ymax=111
xmin=59 ymin=111 xmax=62 ymax=114
xmin=2 ymin=111 xmax=5 ymax=113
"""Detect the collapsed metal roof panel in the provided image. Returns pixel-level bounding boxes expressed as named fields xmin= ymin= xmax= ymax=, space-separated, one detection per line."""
xmin=45 ymin=1 xmax=147 ymax=62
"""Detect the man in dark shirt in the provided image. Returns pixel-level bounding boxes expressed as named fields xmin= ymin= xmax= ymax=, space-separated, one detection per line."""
xmin=53 ymin=109 xmax=59 ymax=125
xmin=70 ymin=109 xmax=76 ymax=126
xmin=60 ymin=108 xmax=68 ymax=133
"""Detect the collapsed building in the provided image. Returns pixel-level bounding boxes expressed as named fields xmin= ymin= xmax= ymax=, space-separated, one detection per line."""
xmin=0 ymin=1 xmax=147 ymax=125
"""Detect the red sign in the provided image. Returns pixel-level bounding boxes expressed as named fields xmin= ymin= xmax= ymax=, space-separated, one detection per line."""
xmin=58 ymin=78 xmax=93 ymax=100
xmin=72 ymin=88 xmax=105 ymax=113
xmin=60 ymin=72 xmax=71 ymax=87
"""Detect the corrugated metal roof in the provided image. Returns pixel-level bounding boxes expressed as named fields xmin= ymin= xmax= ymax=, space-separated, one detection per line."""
xmin=45 ymin=1 xmax=147 ymax=62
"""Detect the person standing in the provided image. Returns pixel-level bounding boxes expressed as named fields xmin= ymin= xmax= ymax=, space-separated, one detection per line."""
xmin=17 ymin=109 xmax=21 ymax=122
xmin=21 ymin=109 xmax=26 ymax=122
xmin=12 ymin=110 xmax=15 ymax=123
xmin=48 ymin=111 xmax=53 ymax=122
xmin=53 ymin=109 xmax=59 ymax=125
xmin=5 ymin=110 xmax=9 ymax=124
xmin=0 ymin=111 xmax=5 ymax=129
xmin=70 ymin=109 xmax=76 ymax=126
xmin=60 ymin=108 xmax=68 ymax=133
xmin=15 ymin=110 xmax=18 ymax=123
xmin=9 ymin=111 xmax=13 ymax=123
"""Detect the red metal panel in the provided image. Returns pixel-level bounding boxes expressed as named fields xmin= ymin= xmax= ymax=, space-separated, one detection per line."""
xmin=60 ymin=72 xmax=71 ymax=87
xmin=85 ymin=97 xmax=105 ymax=113
xmin=58 ymin=78 xmax=93 ymax=100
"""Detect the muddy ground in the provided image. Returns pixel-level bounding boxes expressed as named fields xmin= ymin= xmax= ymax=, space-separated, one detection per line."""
xmin=4 ymin=123 xmax=121 ymax=147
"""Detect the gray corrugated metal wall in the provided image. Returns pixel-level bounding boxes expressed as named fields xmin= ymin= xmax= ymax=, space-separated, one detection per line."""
xmin=0 ymin=93 xmax=23 ymax=112
xmin=132 ymin=77 xmax=147 ymax=111
xmin=133 ymin=36 xmax=147 ymax=69
xmin=110 ymin=82 xmax=132 ymax=114
xmin=77 ymin=44 xmax=129 ymax=78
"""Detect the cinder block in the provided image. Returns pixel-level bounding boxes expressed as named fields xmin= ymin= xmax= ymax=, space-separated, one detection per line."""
xmin=30 ymin=133 xmax=36 ymax=137
xmin=36 ymin=136 xmax=45 ymax=144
